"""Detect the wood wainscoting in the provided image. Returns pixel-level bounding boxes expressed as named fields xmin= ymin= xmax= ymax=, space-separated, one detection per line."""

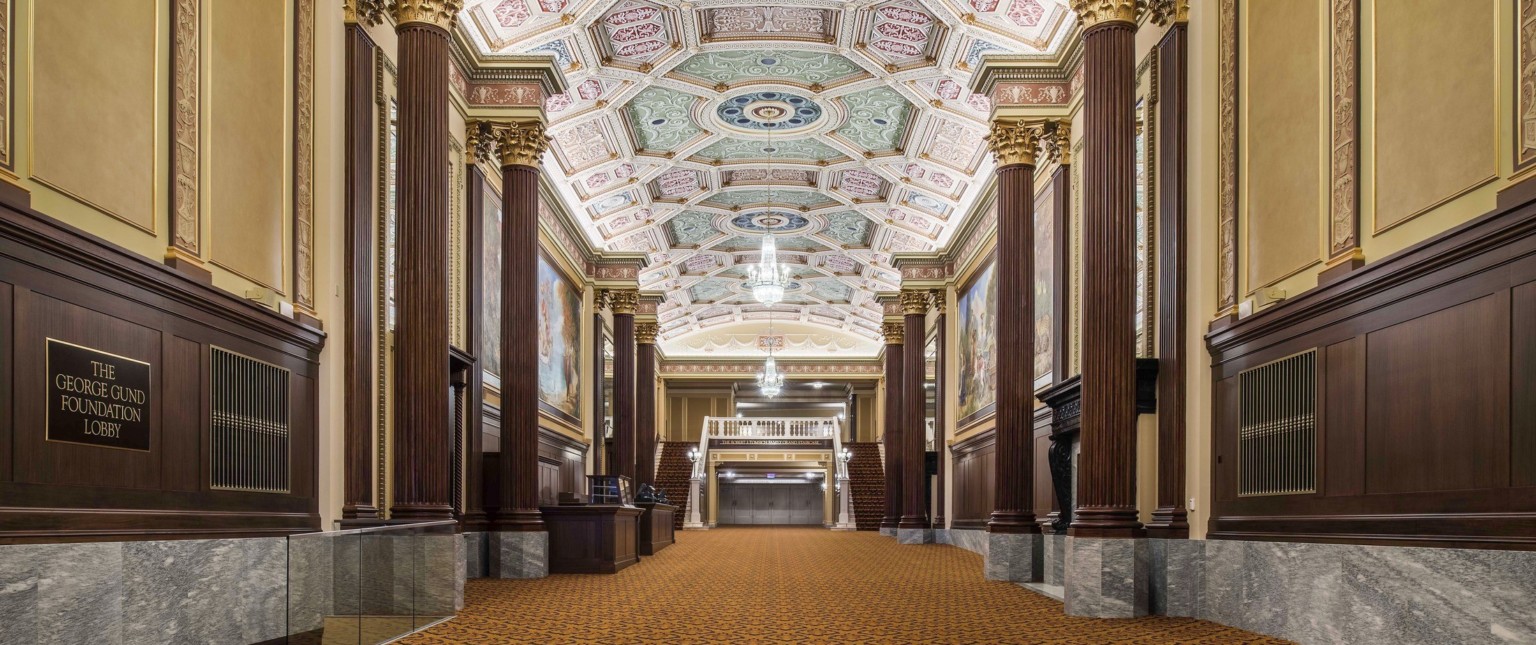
xmin=480 ymin=403 xmax=588 ymax=513
xmin=949 ymin=429 xmax=995 ymax=530
xmin=1206 ymin=179 xmax=1536 ymax=550
xmin=0 ymin=193 xmax=325 ymax=543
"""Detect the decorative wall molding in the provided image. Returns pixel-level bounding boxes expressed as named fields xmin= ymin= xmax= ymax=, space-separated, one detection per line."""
xmin=1518 ymin=0 xmax=1536 ymax=171
xmin=1328 ymin=0 xmax=1359 ymax=259
xmin=294 ymin=0 xmax=317 ymax=314
xmin=1216 ymin=0 xmax=1239 ymax=315
xmin=170 ymin=0 xmax=200 ymax=259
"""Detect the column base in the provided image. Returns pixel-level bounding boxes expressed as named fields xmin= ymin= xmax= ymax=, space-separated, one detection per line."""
xmin=897 ymin=528 xmax=934 ymax=544
xmin=488 ymin=531 xmax=548 ymax=579
xmin=682 ymin=522 xmax=709 ymax=530
xmin=832 ymin=521 xmax=857 ymax=531
xmin=879 ymin=526 xmax=896 ymax=537
xmin=1043 ymin=532 xmax=1068 ymax=587
xmin=1064 ymin=536 xmax=1149 ymax=618
xmin=1149 ymin=538 xmax=1201 ymax=617
xmin=984 ymin=532 xmax=1043 ymax=582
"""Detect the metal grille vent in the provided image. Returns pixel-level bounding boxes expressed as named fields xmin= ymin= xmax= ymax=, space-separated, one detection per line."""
xmin=211 ymin=347 xmax=291 ymax=493
xmin=1238 ymin=350 xmax=1316 ymax=497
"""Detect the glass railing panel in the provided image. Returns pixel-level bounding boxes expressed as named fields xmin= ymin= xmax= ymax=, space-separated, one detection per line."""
xmin=412 ymin=521 xmax=459 ymax=632
xmin=285 ymin=520 xmax=458 ymax=644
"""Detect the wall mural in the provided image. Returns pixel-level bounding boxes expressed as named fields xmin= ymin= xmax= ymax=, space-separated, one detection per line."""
xmin=481 ymin=185 xmax=503 ymax=379
xmin=538 ymin=253 xmax=583 ymax=423
xmin=1035 ymin=184 xmax=1055 ymax=383
xmin=957 ymin=259 xmax=997 ymax=425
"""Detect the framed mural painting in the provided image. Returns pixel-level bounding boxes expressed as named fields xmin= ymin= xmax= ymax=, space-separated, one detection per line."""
xmin=537 ymin=252 xmax=584 ymax=427
xmin=956 ymin=257 xmax=998 ymax=429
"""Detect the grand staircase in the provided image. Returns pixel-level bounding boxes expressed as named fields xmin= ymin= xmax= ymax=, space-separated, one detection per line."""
xmin=656 ymin=441 xmax=696 ymax=530
xmin=845 ymin=442 xmax=884 ymax=531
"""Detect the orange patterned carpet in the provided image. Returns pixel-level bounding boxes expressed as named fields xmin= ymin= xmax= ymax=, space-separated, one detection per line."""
xmin=403 ymin=528 xmax=1288 ymax=644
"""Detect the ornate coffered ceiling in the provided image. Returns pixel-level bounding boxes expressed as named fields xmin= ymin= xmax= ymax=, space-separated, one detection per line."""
xmin=457 ymin=0 xmax=1076 ymax=357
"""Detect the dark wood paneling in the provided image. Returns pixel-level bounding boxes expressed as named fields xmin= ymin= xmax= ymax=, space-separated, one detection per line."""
xmin=341 ymin=23 xmax=377 ymax=520
xmin=1149 ymin=20 xmax=1190 ymax=538
xmin=541 ymin=505 xmax=642 ymax=574
xmin=1032 ymin=418 xmax=1053 ymax=520
xmin=1513 ymin=281 xmax=1536 ymax=488
xmin=950 ymin=429 xmax=995 ymax=529
xmin=1365 ymin=293 xmax=1509 ymax=495
xmin=0 ymin=205 xmax=323 ymax=543
xmin=1207 ymin=181 xmax=1536 ymax=549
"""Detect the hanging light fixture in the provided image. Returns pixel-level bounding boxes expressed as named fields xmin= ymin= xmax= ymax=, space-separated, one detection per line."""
xmin=744 ymin=132 xmax=792 ymax=306
xmin=757 ymin=312 xmax=785 ymax=397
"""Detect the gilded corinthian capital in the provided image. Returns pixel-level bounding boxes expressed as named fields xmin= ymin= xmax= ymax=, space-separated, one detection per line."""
xmin=881 ymin=322 xmax=904 ymax=345
xmin=345 ymin=0 xmax=388 ymax=25
xmin=987 ymin=120 xmax=1044 ymax=167
xmin=494 ymin=121 xmax=551 ymax=168
xmin=1069 ymin=0 xmax=1141 ymax=27
xmin=900 ymin=290 xmax=930 ymax=315
xmin=635 ymin=322 xmax=660 ymax=345
xmin=604 ymin=289 xmax=640 ymax=315
xmin=1147 ymin=0 xmax=1189 ymax=26
xmin=391 ymin=0 xmax=463 ymax=30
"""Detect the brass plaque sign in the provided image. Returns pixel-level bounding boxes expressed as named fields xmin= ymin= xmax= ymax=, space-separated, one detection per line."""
xmin=46 ymin=339 xmax=152 ymax=451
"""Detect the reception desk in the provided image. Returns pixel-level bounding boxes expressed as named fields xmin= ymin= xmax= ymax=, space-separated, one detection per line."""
xmin=636 ymin=502 xmax=676 ymax=555
xmin=540 ymin=505 xmax=644 ymax=574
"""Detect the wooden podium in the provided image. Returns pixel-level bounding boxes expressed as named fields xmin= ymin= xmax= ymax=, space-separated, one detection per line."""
xmin=540 ymin=505 xmax=644 ymax=574
xmin=636 ymin=502 xmax=676 ymax=555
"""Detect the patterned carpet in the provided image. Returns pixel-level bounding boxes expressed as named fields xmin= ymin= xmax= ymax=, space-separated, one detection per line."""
xmin=403 ymin=528 xmax=1288 ymax=644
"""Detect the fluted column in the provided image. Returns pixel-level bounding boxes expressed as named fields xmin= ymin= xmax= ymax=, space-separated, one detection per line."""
xmin=342 ymin=10 xmax=378 ymax=521
xmin=1071 ymin=0 xmax=1142 ymax=537
xmin=635 ymin=322 xmax=659 ymax=488
xmin=987 ymin=121 xmax=1043 ymax=536
xmin=493 ymin=120 xmax=551 ymax=531
xmin=898 ymin=291 xmax=931 ymax=539
xmin=607 ymin=289 xmax=639 ymax=483
xmin=388 ymin=0 xmax=461 ymax=520
xmin=1065 ymin=0 xmax=1147 ymax=618
xmin=880 ymin=322 xmax=904 ymax=534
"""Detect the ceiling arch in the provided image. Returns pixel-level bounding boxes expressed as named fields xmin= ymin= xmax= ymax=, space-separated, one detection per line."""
xmin=457 ymin=0 xmax=1077 ymax=357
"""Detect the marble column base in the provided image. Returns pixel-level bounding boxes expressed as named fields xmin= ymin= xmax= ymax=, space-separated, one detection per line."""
xmin=948 ymin=528 xmax=989 ymax=557
xmin=934 ymin=528 xmax=952 ymax=545
xmin=984 ymin=532 xmax=1043 ymax=582
xmin=897 ymin=528 xmax=935 ymax=544
xmin=879 ymin=527 xmax=896 ymax=537
xmin=1064 ymin=536 xmax=1149 ymax=618
xmin=1148 ymin=538 xmax=1200 ymax=617
xmin=489 ymin=531 xmax=548 ymax=579
xmin=461 ymin=532 xmax=488 ymax=579
xmin=1043 ymin=532 xmax=1067 ymax=587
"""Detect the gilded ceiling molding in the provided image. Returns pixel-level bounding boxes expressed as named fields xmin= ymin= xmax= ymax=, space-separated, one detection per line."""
xmin=1148 ymin=0 xmax=1188 ymax=26
xmin=1216 ymin=0 xmax=1239 ymax=315
xmin=1069 ymin=0 xmax=1141 ymax=27
xmin=899 ymin=289 xmax=930 ymax=315
xmin=881 ymin=322 xmax=904 ymax=345
xmin=169 ymin=0 xmax=200 ymax=260
xmin=493 ymin=120 xmax=551 ymax=168
xmin=1041 ymin=120 xmax=1072 ymax=166
xmin=635 ymin=322 xmax=660 ymax=344
xmin=1328 ymin=0 xmax=1359 ymax=260
xmin=605 ymin=289 xmax=640 ymax=314
xmin=1521 ymin=0 xmax=1536 ymax=170
xmin=294 ymin=0 xmax=317 ymax=314
xmin=987 ymin=120 xmax=1044 ymax=167
xmin=391 ymin=0 xmax=461 ymax=30
xmin=344 ymin=0 xmax=387 ymax=26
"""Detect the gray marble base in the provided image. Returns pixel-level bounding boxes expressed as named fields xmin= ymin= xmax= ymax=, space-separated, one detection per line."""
xmin=0 ymin=537 xmax=291 ymax=645
xmin=1148 ymin=538 xmax=1201 ymax=618
xmin=462 ymin=532 xmax=488 ymax=579
xmin=934 ymin=528 xmax=952 ymax=545
xmin=948 ymin=528 xmax=989 ymax=557
xmin=1190 ymin=540 xmax=1536 ymax=644
xmin=897 ymin=528 xmax=935 ymax=544
xmin=489 ymin=531 xmax=549 ymax=579
xmin=288 ymin=532 xmax=334 ymax=634
xmin=414 ymin=533 xmax=458 ymax=617
xmin=1064 ymin=536 xmax=1149 ymax=618
xmin=985 ymin=532 xmax=1043 ymax=582
xmin=1043 ymin=533 xmax=1067 ymax=587
xmin=879 ymin=527 xmax=896 ymax=537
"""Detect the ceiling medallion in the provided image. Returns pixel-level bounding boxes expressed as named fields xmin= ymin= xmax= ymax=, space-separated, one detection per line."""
xmin=730 ymin=211 xmax=811 ymax=234
xmin=717 ymin=91 xmax=823 ymax=131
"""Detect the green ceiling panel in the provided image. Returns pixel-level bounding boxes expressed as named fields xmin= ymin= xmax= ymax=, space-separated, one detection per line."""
xmin=688 ymin=279 xmax=736 ymax=303
xmin=811 ymin=280 xmax=854 ymax=303
xmin=821 ymin=211 xmax=873 ymax=247
xmin=693 ymin=137 xmax=845 ymax=163
xmin=666 ymin=210 xmax=719 ymax=246
xmin=706 ymin=189 xmax=830 ymax=208
xmin=672 ymin=50 xmax=865 ymax=87
xmin=835 ymin=87 xmax=911 ymax=152
xmin=626 ymin=86 xmax=703 ymax=152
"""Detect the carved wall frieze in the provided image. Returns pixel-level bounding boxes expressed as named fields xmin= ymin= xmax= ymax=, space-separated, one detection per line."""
xmin=392 ymin=0 xmax=462 ymax=30
xmin=171 ymin=0 xmax=200 ymax=258
xmin=295 ymin=0 xmax=317 ymax=312
xmin=1328 ymin=0 xmax=1359 ymax=258
xmin=1217 ymin=0 xmax=1239 ymax=314
xmin=986 ymin=120 xmax=1044 ymax=167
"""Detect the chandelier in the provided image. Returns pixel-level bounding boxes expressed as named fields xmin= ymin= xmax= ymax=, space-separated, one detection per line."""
xmin=744 ymin=133 xmax=792 ymax=306
xmin=757 ymin=314 xmax=785 ymax=397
